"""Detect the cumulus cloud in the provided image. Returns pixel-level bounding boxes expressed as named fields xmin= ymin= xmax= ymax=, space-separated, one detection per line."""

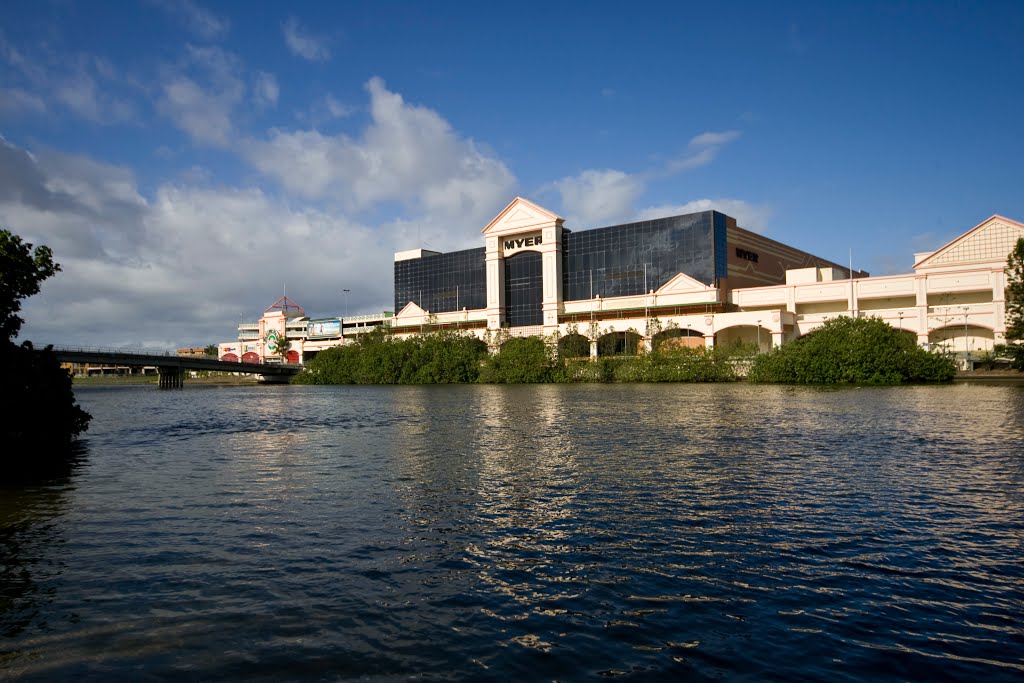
xmin=242 ymin=77 xmax=516 ymax=238
xmin=547 ymin=169 xmax=643 ymax=227
xmin=283 ymin=17 xmax=331 ymax=62
xmin=1 ymin=138 xmax=394 ymax=349
xmin=0 ymin=37 xmax=137 ymax=124
xmin=545 ymin=129 xmax=744 ymax=226
xmin=157 ymin=45 xmax=246 ymax=145
xmin=637 ymin=198 xmax=773 ymax=233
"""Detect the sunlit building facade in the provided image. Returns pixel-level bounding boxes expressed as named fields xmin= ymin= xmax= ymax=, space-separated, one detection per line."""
xmin=390 ymin=197 xmax=1023 ymax=361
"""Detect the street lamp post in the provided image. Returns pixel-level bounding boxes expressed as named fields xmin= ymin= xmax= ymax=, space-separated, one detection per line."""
xmin=343 ymin=289 xmax=350 ymax=319
xmin=898 ymin=311 xmax=903 ymax=332
xmin=962 ymin=306 xmax=970 ymax=368
xmin=757 ymin=319 xmax=763 ymax=353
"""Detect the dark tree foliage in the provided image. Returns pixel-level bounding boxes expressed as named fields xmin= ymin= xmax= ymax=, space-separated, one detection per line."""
xmin=1005 ymin=237 xmax=1024 ymax=369
xmin=748 ymin=316 xmax=956 ymax=384
xmin=1 ymin=229 xmax=59 ymax=340
xmin=1 ymin=228 xmax=91 ymax=470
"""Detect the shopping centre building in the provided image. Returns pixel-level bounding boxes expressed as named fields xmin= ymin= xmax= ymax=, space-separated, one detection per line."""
xmin=220 ymin=197 xmax=1023 ymax=365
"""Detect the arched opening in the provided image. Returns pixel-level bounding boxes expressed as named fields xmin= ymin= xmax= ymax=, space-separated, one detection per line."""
xmin=241 ymin=351 xmax=260 ymax=364
xmin=558 ymin=333 xmax=590 ymax=358
xmin=286 ymin=350 xmax=300 ymax=364
xmin=715 ymin=325 xmax=768 ymax=352
xmin=597 ymin=330 xmax=642 ymax=357
xmin=221 ymin=353 xmax=239 ymax=362
xmin=652 ymin=328 xmax=703 ymax=352
xmin=928 ymin=325 xmax=996 ymax=355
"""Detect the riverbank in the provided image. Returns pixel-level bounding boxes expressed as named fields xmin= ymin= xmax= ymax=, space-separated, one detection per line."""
xmin=954 ymin=368 xmax=1024 ymax=384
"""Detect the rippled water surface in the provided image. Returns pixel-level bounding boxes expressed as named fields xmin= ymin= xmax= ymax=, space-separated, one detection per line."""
xmin=2 ymin=383 xmax=1023 ymax=681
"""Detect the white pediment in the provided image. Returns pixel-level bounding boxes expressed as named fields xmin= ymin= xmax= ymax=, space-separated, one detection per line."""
xmin=915 ymin=215 xmax=1024 ymax=269
xmin=396 ymin=300 xmax=426 ymax=318
xmin=656 ymin=272 xmax=718 ymax=295
xmin=483 ymin=196 xmax=564 ymax=236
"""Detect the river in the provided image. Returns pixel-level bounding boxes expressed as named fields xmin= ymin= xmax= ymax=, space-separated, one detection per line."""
xmin=2 ymin=382 xmax=1023 ymax=681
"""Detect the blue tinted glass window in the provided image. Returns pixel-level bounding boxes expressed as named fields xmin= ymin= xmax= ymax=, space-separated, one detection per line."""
xmin=561 ymin=212 xmax=715 ymax=301
xmin=394 ymin=247 xmax=486 ymax=314
xmin=504 ymin=251 xmax=543 ymax=327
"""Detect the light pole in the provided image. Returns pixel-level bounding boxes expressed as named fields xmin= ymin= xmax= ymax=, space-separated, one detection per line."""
xmin=898 ymin=311 xmax=903 ymax=332
xmin=962 ymin=306 xmax=970 ymax=367
xmin=757 ymin=319 xmax=763 ymax=353
xmin=343 ymin=289 xmax=350 ymax=319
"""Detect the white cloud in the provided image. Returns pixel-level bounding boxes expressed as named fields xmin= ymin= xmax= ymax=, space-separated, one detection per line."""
xmin=637 ymin=198 xmax=773 ymax=233
xmin=547 ymin=169 xmax=643 ymax=227
xmin=2 ymin=138 xmax=395 ymax=349
xmin=688 ymin=130 xmax=741 ymax=148
xmin=283 ymin=17 xmax=331 ymax=62
xmin=157 ymin=45 xmax=246 ymax=145
xmin=0 ymin=38 xmax=137 ymax=124
xmin=664 ymin=130 xmax=741 ymax=174
xmin=151 ymin=0 xmax=230 ymax=40
xmin=0 ymin=87 xmax=46 ymax=116
xmin=545 ymin=128 xmax=745 ymax=226
xmin=253 ymin=71 xmax=279 ymax=107
xmin=324 ymin=94 xmax=353 ymax=118
xmin=242 ymin=77 xmax=516 ymax=237
xmin=54 ymin=69 xmax=135 ymax=124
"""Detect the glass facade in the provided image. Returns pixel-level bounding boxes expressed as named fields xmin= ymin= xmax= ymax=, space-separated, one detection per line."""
xmin=394 ymin=247 xmax=486 ymax=314
xmin=504 ymin=251 xmax=543 ymax=327
xmin=562 ymin=211 xmax=724 ymax=301
xmin=393 ymin=210 xmax=730 ymax=320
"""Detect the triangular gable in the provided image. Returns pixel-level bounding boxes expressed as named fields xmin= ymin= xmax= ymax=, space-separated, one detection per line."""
xmin=396 ymin=300 xmax=426 ymax=318
xmin=914 ymin=215 xmax=1024 ymax=269
xmin=264 ymin=295 xmax=305 ymax=317
xmin=482 ymin=196 xmax=564 ymax=236
xmin=656 ymin=272 xmax=718 ymax=295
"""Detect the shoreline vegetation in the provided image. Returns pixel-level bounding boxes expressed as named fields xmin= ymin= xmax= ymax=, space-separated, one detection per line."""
xmin=294 ymin=316 xmax=959 ymax=387
xmin=3 ymin=228 xmax=91 ymax=471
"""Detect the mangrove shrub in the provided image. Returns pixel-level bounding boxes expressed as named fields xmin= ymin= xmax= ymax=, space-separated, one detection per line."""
xmin=747 ymin=316 xmax=956 ymax=384
xmin=294 ymin=328 xmax=488 ymax=384
xmin=1 ymin=227 xmax=91 ymax=467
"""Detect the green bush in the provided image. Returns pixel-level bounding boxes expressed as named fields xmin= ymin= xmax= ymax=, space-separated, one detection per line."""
xmin=293 ymin=328 xmax=487 ymax=384
xmin=748 ymin=316 xmax=956 ymax=384
xmin=478 ymin=336 xmax=561 ymax=383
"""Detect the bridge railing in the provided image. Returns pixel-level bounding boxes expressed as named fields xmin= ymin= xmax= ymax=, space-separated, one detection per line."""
xmin=42 ymin=344 xmax=184 ymax=356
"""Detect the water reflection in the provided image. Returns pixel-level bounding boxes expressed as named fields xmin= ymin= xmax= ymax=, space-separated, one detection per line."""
xmin=0 ymin=444 xmax=84 ymax=646
xmin=1 ymin=383 xmax=1022 ymax=680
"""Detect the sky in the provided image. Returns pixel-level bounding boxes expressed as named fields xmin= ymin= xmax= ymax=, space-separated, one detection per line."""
xmin=2 ymin=0 xmax=1022 ymax=350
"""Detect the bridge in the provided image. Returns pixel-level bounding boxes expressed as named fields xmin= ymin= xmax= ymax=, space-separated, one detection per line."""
xmin=47 ymin=347 xmax=301 ymax=388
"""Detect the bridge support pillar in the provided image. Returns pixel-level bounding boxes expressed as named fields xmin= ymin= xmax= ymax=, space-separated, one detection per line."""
xmin=158 ymin=368 xmax=184 ymax=389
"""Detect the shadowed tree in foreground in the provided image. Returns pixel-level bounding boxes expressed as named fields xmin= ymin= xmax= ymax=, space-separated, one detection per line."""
xmin=1 ymin=228 xmax=91 ymax=473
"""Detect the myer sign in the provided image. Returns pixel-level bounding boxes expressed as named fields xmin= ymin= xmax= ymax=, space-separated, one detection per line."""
xmin=502 ymin=232 xmax=543 ymax=255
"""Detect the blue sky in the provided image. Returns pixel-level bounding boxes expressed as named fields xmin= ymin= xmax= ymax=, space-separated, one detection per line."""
xmin=2 ymin=1 xmax=1022 ymax=348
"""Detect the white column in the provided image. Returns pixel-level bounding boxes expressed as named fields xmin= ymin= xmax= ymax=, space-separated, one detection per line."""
xmin=485 ymin=236 xmax=504 ymax=330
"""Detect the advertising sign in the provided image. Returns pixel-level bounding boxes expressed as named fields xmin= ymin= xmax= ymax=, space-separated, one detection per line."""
xmin=307 ymin=318 xmax=342 ymax=338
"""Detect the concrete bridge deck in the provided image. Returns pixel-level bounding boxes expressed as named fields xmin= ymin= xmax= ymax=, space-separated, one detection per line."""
xmin=45 ymin=346 xmax=300 ymax=387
